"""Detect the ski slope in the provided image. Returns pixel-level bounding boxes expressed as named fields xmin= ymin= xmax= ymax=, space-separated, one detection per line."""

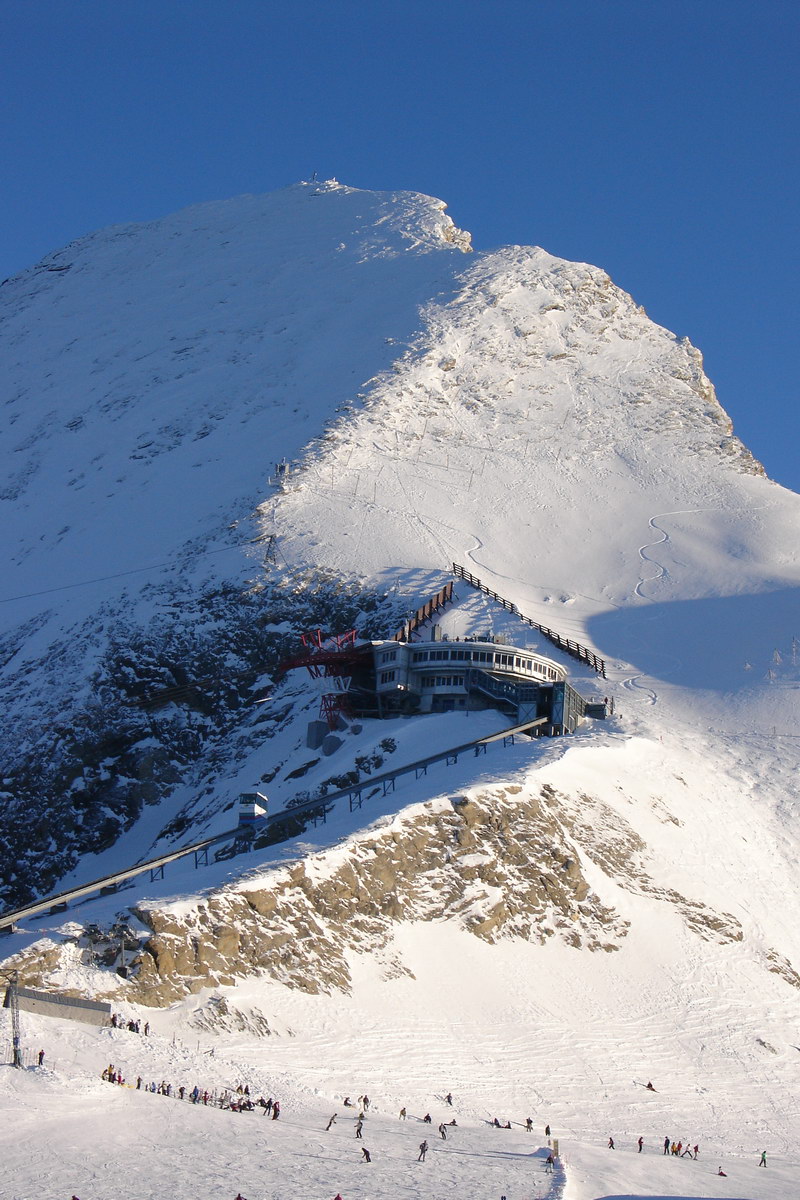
xmin=2 ymin=949 xmax=796 ymax=1200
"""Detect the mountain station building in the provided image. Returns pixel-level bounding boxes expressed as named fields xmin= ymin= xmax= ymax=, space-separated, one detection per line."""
xmin=367 ymin=628 xmax=592 ymax=734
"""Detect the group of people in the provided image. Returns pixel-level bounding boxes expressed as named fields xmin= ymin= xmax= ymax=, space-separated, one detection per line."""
xmin=608 ymin=1134 xmax=699 ymax=1157
xmin=663 ymin=1137 xmax=699 ymax=1158
xmin=322 ymin=1095 xmax=465 ymax=1167
xmin=100 ymin=1063 xmax=280 ymax=1117
xmin=315 ymin=1091 xmax=560 ymax=1175
xmin=109 ymin=1013 xmax=150 ymax=1035
xmin=606 ymin=1132 xmax=769 ymax=1173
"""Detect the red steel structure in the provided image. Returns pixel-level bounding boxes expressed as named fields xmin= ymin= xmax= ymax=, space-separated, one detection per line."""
xmin=280 ymin=629 xmax=369 ymax=728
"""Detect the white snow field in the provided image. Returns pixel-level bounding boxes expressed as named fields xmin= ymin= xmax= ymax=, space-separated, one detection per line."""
xmin=1 ymin=181 xmax=799 ymax=1200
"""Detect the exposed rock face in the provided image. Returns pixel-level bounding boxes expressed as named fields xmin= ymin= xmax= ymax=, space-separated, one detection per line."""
xmin=7 ymin=779 xmax=794 ymax=1013
xmin=552 ymin=786 xmax=745 ymax=943
xmin=126 ymin=785 xmax=625 ymax=1005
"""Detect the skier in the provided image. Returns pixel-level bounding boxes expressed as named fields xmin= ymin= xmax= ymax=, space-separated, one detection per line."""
xmin=399 ymin=1106 xmax=407 ymax=1120
xmin=608 ymin=1137 xmax=615 ymax=1149
xmin=361 ymin=1147 xmax=371 ymax=1163
xmin=272 ymin=1100 xmax=280 ymax=1119
xmin=38 ymin=1049 xmax=45 ymax=1066
xmin=693 ymin=1144 xmax=699 ymax=1159
xmin=638 ymin=1136 xmax=644 ymax=1153
xmin=362 ymin=1094 xmax=370 ymax=1110
xmin=545 ymin=1124 xmax=551 ymax=1137
xmin=446 ymin=1092 xmax=453 ymax=1105
xmin=355 ymin=1119 xmax=363 ymax=1139
xmin=418 ymin=1139 xmax=428 ymax=1161
xmin=759 ymin=1150 xmax=767 ymax=1167
xmin=717 ymin=1167 xmax=727 ymax=1176
xmin=545 ymin=1153 xmax=554 ymax=1173
xmin=423 ymin=1112 xmax=432 ymax=1123
xmin=438 ymin=1123 xmax=447 ymax=1140
xmin=326 ymin=1113 xmax=337 ymax=1131
xmin=663 ymin=1136 xmax=670 ymax=1155
xmin=645 ymin=1080 xmax=656 ymax=1091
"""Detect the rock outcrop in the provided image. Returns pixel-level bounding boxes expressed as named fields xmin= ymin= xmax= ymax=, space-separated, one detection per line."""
xmin=7 ymin=778 xmax=764 ymax=1014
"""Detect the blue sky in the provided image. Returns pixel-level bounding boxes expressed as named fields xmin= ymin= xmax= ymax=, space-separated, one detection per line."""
xmin=4 ymin=1 xmax=798 ymax=490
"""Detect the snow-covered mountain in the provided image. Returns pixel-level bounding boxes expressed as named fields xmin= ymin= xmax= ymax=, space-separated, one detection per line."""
xmin=2 ymin=181 xmax=799 ymax=1200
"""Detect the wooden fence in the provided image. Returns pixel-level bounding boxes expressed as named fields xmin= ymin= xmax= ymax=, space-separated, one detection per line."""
xmin=392 ymin=580 xmax=454 ymax=642
xmin=452 ymin=564 xmax=606 ymax=677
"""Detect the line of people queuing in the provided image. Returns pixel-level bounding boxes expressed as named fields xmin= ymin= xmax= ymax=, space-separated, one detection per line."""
xmin=100 ymin=1063 xmax=280 ymax=1116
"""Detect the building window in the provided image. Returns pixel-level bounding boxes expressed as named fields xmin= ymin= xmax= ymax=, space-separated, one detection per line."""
xmin=430 ymin=649 xmax=449 ymax=661
xmin=380 ymin=670 xmax=396 ymax=684
xmin=412 ymin=651 xmax=429 ymax=662
xmin=381 ymin=649 xmax=397 ymax=664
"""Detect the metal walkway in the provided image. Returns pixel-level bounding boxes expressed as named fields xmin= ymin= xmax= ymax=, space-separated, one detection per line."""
xmin=0 ymin=715 xmax=544 ymax=933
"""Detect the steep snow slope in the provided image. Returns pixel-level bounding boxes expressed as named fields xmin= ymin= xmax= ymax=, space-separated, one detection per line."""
xmin=0 ymin=179 xmax=469 ymax=627
xmin=2 ymin=181 xmax=800 ymax=1200
xmin=0 ymin=182 xmax=474 ymax=903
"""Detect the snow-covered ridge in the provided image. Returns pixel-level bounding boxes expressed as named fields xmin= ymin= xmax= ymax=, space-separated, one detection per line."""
xmin=2 ymin=178 xmax=800 ymax=1200
xmin=1 ymin=176 xmax=799 ymax=908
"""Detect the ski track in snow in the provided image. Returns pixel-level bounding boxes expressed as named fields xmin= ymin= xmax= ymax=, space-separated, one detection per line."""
xmin=634 ymin=509 xmax=707 ymax=602
xmin=619 ymin=509 xmax=710 ymax=705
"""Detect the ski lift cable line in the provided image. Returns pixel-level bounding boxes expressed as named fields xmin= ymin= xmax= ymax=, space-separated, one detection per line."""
xmin=0 ymin=537 xmax=268 ymax=605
